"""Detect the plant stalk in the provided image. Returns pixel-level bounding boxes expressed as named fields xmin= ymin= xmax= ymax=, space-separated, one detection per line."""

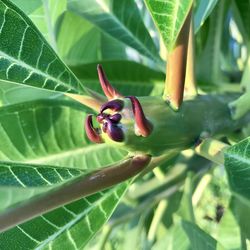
xmin=125 ymin=94 xmax=250 ymax=156
xmin=163 ymin=10 xmax=192 ymax=109
xmin=0 ymin=155 xmax=150 ymax=233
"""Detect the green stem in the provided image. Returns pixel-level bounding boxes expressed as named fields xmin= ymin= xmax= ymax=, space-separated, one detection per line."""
xmin=126 ymin=94 xmax=250 ymax=156
xmin=195 ymin=138 xmax=229 ymax=165
xmin=229 ymin=92 xmax=250 ymax=120
xmin=187 ymin=172 xmax=196 ymax=223
xmin=147 ymin=200 xmax=167 ymax=243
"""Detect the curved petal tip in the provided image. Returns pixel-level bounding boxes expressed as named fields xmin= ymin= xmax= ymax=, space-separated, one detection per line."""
xmin=85 ymin=115 xmax=103 ymax=143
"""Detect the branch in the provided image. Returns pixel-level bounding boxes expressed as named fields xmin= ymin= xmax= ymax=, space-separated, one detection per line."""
xmin=0 ymin=155 xmax=150 ymax=232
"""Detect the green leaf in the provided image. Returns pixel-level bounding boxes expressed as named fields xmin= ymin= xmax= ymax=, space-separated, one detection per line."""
xmin=224 ymin=137 xmax=250 ymax=239
xmin=70 ymin=60 xmax=165 ymax=97
xmin=0 ymin=161 xmax=82 ymax=187
xmin=144 ymin=0 xmax=193 ymax=51
xmin=0 ymin=98 xmax=129 ymax=247
xmin=0 ymin=183 xmax=128 ymax=249
xmin=0 ymin=81 xmax=62 ymax=106
xmin=56 ymin=11 xmax=128 ymax=65
xmin=0 ymin=0 xmax=84 ymax=94
xmin=0 ymin=98 xmax=127 ymax=212
xmin=0 ymin=98 xmax=127 ymax=167
xmin=196 ymin=0 xmax=227 ymax=85
xmin=182 ymin=220 xmax=224 ymax=250
xmin=224 ymin=137 xmax=250 ymax=201
xmin=194 ymin=0 xmax=218 ymax=33
xmin=67 ymin=0 xmax=160 ymax=61
xmin=0 ymin=161 xmax=83 ymax=211
xmin=10 ymin=0 xmax=67 ymax=50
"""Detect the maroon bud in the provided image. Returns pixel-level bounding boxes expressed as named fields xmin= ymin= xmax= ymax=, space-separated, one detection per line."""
xmin=109 ymin=113 xmax=122 ymax=123
xmin=100 ymin=99 xmax=124 ymax=113
xmin=106 ymin=121 xmax=124 ymax=142
xmin=127 ymin=96 xmax=152 ymax=137
xmin=85 ymin=115 xmax=103 ymax=143
xmin=97 ymin=64 xmax=123 ymax=100
xmin=97 ymin=113 xmax=108 ymax=123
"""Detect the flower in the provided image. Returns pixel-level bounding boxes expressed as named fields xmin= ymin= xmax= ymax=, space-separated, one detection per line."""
xmin=85 ymin=65 xmax=152 ymax=144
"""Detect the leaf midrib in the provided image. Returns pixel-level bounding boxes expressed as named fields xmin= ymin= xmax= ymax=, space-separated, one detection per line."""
xmin=0 ymin=50 xmax=77 ymax=92
xmin=226 ymin=152 xmax=250 ymax=166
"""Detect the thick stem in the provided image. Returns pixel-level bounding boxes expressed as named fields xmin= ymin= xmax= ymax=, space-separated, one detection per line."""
xmin=163 ymin=10 xmax=192 ymax=109
xmin=125 ymin=94 xmax=250 ymax=156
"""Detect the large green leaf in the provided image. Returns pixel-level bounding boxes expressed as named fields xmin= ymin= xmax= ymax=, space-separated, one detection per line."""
xmin=0 ymin=98 xmax=127 ymax=211
xmin=224 ymin=137 xmax=250 ymax=239
xmin=0 ymin=183 xmax=128 ymax=249
xmin=56 ymin=11 xmax=128 ymax=65
xmin=224 ymin=137 xmax=250 ymax=201
xmin=0 ymin=0 xmax=84 ymax=94
xmin=67 ymin=0 xmax=160 ymax=61
xmin=71 ymin=60 xmax=165 ymax=97
xmin=0 ymin=81 xmax=63 ymax=106
xmin=0 ymin=97 xmax=130 ymax=248
xmin=0 ymin=98 xmax=127 ymax=167
xmin=144 ymin=0 xmax=193 ymax=51
xmin=196 ymin=0 xmax=227 ymax=85
xmin=10 ymin=0 xmax=66 ymax=50
xmin=0 ymin=161 xmax=83 ymax=211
